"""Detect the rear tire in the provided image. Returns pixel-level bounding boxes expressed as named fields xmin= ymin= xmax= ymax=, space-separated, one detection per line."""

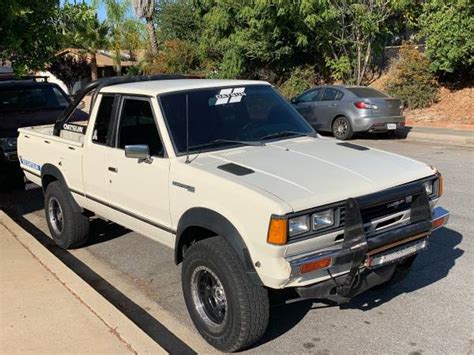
xmin=182 ymin=236 xmax=269 ymax=352
xmin=332 ymin=116 xmax=353 ymax=140
xmin=45 ymin=181 xmax=89 ymax=249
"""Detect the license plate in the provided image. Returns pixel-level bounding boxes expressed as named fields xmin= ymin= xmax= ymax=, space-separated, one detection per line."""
xmin=387 ymin=123 xmax=397 ymax=130
xmin=366 ymin=240 xmax=427 ymax=269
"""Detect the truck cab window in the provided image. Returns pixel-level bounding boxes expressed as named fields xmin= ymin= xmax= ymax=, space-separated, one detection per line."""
xmin=117 ymin=99 xmax=164 ymax=157
xmin=92 ymin=95 xmax=115 ymax=145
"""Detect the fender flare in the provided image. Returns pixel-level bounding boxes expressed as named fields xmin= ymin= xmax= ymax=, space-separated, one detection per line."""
xmin=175 ymin=207 xmax=263 ymax=285
xmin=41 ymin=164 xmax=67 ymax=190
xmin=41 ymin=164 xmax=83 ymax=212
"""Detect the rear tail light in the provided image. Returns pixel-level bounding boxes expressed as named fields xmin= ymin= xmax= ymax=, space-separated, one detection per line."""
xmin=354 ymin=101 xmax=375 ymax=109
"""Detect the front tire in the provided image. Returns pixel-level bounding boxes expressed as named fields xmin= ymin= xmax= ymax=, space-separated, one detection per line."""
xmin=182 ymin=236 xmax=269 ymax=352
xmin=332 ymin=116 xmax=354 ymax=140
xmin=45 ymin=181 xmax=90 ymax=249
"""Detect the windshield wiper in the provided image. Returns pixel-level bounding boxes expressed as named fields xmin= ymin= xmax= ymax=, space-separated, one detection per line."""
xmin=187 ymin=139 xmax=265 ymax=151
xmin=212 ymin=139 xmax=265 ymax=147
xmin=260 ymin=131 xmax=318 ymax=140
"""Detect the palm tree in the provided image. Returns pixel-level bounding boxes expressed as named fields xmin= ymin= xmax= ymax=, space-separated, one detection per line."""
xmin=132 ymin=0 xmax=159 ymax=55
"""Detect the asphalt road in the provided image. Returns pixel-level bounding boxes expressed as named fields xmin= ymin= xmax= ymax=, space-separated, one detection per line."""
xmin=1 ymin=137 xmax=473 ymax=354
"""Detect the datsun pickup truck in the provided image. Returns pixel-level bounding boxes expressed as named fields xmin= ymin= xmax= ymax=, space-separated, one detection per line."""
xmin=17 ymin=75 xmax=449 ymax=352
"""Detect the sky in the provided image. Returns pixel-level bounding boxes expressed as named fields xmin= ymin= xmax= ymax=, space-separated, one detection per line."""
xmin=59 ymin=0 xmax=108 ymax=22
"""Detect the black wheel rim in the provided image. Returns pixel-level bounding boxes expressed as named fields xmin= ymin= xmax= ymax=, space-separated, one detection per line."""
xmin=191 ymin=266 xmax=227 ymax=329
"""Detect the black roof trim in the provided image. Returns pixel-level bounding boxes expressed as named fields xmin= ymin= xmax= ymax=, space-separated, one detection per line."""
xmin=53 ymin=74 xmax=187 ymax=136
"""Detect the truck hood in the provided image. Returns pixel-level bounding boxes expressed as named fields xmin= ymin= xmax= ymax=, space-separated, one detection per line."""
xmin=196 ymin=137 xmax=434 ymax=212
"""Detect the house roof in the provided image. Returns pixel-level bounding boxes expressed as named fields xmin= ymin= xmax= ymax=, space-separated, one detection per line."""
xmin=56 ymin=48 xmax=145 ymax=68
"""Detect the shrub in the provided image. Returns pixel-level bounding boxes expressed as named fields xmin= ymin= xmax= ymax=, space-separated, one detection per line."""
xmin=278 ymin=67 xmax=319 ymax=99
xmin=384 ymin=43 xmax=438 ymax=109
xmin=146 ymin=40 xmax=201 ymax=75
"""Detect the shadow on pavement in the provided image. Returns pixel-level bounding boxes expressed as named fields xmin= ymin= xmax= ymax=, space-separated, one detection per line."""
xmin=341 ymin=227 xmax=463 ymax=311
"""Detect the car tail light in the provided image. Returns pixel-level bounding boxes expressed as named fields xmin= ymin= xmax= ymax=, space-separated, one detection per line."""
xmin=354 ymin=101 xmax=373 ymax=109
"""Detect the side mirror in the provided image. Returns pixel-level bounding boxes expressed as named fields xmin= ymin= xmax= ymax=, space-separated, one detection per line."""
xmin=125 ymin=144 xmax=152 ymax=163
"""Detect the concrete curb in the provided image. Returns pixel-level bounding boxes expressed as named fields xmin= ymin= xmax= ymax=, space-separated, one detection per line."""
xmin=0 ymin=211 xmax=166 ymax=355
xmin=405 ymin=131 xmax=474 ymax=147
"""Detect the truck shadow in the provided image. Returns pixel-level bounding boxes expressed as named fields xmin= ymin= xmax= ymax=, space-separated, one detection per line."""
xmin=340 ymin=227 xmax=463 ymax=311
xmin=257 ymin=226 xmax=462 ymax=346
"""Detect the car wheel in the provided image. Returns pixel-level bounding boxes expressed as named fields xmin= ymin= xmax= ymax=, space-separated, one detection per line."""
xmin=45 ymin=181 xmax=89 ymax=249
xmin=332 ymin=116 xmax=353 ymax=140
xmin=182 ymin=236 xmax=269 ymax=352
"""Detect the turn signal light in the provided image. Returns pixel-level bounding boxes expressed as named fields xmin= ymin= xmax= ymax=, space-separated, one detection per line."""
xmin=432 ymin=217 xmax=445 ymax=230
xmin=437 ymin=173 xmax=443 ymax=197
xmin=267 ymin=218 xmax=288 ymax=245
xmin=299 ymin=257 xmax=332 ymax=274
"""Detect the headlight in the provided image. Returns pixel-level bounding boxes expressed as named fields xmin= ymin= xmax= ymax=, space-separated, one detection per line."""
xmin=289 ymin=215 xmax=310 ymax=236
xmin=0 ymin=137 xmax=17 ymax=151
xmin=312 ymin=209 xmax=335 ymax=231
xmin=423 ymin=180 xmax=434 ymax=196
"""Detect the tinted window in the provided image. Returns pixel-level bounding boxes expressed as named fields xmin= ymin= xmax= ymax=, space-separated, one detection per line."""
xmin=117 ymin=99 xmax=163 ymax=156
xmin=298 ymin=88 xmax=322 ymax=102
xmin=160 ymin=85 xmax=313 ymax=154
xmin=321 ymin=88 xmax=344 ymax=101
xmin=92 ymin=96 xmax=115 ymax=145
xmin=347 ymin=87 xmax=388 ymax=98
xmin=0 ymin=84 xmax=70 ymax=112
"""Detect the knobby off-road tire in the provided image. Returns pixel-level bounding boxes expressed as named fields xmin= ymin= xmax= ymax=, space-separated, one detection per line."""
xmin=332 ymin=116 xmax=354 ymax=140
xmin=182 ymin=236 xmax=269 ymax=352
xmin=44 ymin=181 xmax=89 ymax=249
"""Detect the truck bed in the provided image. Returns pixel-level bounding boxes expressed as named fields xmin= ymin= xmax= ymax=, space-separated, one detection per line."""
xmin=17 ymin=124 xmax=85 ymax=189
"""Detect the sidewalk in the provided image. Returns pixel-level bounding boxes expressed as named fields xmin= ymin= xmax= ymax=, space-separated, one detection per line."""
xmin=0 ymin=212 xmax=166 ymax=354
xmin=402 ymin=126 xmax=474 ymax=147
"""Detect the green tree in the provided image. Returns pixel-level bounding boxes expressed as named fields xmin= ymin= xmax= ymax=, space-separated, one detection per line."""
xmin=0 ymin=0 xmax=60 ymax=74
xmin=155 ymin=0 xmax=202 ymax=42
xmin=419 ymin=0 xmax=474 ymax=78
xmin=132 ymin=0 xmax=159 ymax=55
xmin=384 ymin=43 xmax=439 ymax=109
xmin=96 ymin=0 xmax=144 ymax=75
xmin=59 ymin=2 xmax=109 ymax=80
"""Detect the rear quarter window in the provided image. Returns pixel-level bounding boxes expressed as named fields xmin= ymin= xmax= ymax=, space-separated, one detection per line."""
xmin=347 ymin=87 xmax=388 ymax=98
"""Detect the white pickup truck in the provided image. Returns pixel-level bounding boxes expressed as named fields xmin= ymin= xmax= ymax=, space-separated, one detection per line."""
xmin=18 ymin=76 xmax=449 ymax=352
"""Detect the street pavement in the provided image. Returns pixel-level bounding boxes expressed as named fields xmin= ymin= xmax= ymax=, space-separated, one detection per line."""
xmin=1 ymin=137 xmax=473 ymax=354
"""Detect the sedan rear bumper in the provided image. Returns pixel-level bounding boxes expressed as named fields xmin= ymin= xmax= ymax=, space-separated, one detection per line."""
xmin=352 ymin=115 xmax=405 ymax=132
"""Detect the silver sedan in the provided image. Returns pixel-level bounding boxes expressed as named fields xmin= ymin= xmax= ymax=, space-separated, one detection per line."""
xmin=291 ymin=85 xmax=405 ymax=140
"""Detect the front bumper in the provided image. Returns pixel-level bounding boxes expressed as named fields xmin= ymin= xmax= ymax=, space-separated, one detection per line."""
xmin=287 ymin=199 xmax=448 ymax=302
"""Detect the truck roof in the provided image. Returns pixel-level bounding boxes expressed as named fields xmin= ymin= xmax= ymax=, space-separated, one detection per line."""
xmin=100 ymin=79 xmax=269 ymax=96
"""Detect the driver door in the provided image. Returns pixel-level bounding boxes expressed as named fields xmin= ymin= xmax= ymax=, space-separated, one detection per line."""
xmin=105 ymin=96 xmax=172 ymax=244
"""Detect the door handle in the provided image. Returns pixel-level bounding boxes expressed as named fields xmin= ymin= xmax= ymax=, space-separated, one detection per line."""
xmin=329 ymin=103 xmax=336 ymax=107
xmin=108 ymin=167 xmax=118 ymax=173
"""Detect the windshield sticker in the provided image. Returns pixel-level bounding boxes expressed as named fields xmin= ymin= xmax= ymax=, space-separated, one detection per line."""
xmin=215 ymin=87 xmax=246 ymax=105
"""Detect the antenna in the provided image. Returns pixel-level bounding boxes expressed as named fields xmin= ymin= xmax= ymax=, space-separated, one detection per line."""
xmin=185 ymin=93 xmax=190 ymax=163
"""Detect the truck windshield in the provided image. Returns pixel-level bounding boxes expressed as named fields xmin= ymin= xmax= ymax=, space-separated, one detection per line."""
xmin=159 ymin=85 xmax=314 ymax=154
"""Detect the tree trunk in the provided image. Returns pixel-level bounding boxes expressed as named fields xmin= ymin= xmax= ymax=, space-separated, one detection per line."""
xmin=90 ymin=52 xmax=98 ymax=81
xmin=359 ymin=41 xmax=372 ymax=85
xmin=146 ymin=18 xmax=159 ymax=56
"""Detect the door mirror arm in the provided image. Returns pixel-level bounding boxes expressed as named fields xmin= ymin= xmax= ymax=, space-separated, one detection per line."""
xmin=125 ymin=144 xmax=153 ymax=164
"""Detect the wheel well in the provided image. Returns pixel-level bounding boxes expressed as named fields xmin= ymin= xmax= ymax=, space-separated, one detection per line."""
xmin=176 ymin=226 xmax=217 ymax=264
xmin=42 ymin=174 xmax=58 ymax=191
